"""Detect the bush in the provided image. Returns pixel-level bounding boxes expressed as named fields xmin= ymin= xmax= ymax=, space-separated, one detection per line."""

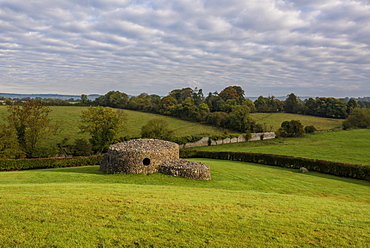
xmin=0 ymin=155 xmax=103 ymax=171
xmin=141 ymin=119 xmax=173 ymax=140
xmin=73 ymin=138 xmax=93 ymax=156
xmin=343 ymin=108 xmax=370 ymax=129
xmin=304 ymin=125 xmax=317 ymax=134
xmin=277 ymin=120 xmax=304 ymax=137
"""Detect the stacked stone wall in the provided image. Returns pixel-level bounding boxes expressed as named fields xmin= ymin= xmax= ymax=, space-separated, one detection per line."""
xmin=159 ymin=159 xmax=211 ymax=180
xmin=100 ymin=139 xmax=211 ymax=180
xmin=100 ymin=139 xmax=179 ymax=174
xmin=180 ymin=132 xmax=276 ymax=149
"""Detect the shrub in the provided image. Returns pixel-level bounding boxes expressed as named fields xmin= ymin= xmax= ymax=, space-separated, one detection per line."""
xmin=343 ymin=108 xmax=370 ymax=129
xmin=141 ymin=119 xmax=173 ymax=140
xmin=304 ymin=125 xmax=317 ymax=134
xmin=278 ymin=120 xmax=304 ymax=137
xmin=73 ymin=138 xmax=93 ymax=156
xmin=0 ymin=156 xmax=103 ymax=171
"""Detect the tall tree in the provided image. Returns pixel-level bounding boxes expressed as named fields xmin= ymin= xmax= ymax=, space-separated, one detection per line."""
xmin=6 ymin=100 xmax=54 ymax=157
xmin=79 ymin=106 xmax=125 ymax=153
xmin=284 ymin=93 xmax=302 ymax=113
xmin=228 ymin=105 xmax=251 ymax=132
xmin=219 ymin=86 xmax=244 ymax=104
xmin=0 ymin=124 xmax=25 ymax=159
xmin=346 ymin=99 xmax=358 ymax=115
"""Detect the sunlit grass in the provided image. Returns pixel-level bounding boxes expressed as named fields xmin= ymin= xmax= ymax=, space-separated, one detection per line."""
xmin=191 ymin=129 xmax=370 ymax=165
xmin=0 ymin=160 xmax=369 ymax=247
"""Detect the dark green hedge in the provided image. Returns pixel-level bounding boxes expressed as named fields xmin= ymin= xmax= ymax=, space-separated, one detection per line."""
xmin=180 ymin=150 xmax=370 ymax=181
xmin=0 ymin=155 xmax=103 ymax=171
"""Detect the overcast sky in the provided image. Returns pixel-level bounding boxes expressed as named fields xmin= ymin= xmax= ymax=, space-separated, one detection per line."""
xmin=1 ymin=0 xmax=369 ymax=97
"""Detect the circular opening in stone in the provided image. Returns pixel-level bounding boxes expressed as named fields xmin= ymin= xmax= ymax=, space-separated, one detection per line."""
xmin=143 ymin=158 xmax=151 ymax=166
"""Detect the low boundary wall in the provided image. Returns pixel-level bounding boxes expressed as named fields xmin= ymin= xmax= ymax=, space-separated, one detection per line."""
xmin=179 ymin=132 xmax=276 ymax=149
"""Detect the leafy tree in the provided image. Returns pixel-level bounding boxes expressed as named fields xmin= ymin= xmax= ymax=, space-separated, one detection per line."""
xmin=284 ymin=93 xmax=302 ymax=113
xmin=205 ymin=92 xmax=226 ymax=112
xmin=192 ymin=87 xmax=205 ymax=105
xmin=173 ymin=97 xmax=203 ymax=122
xmin=206 ymin=112 xmax=230 ymax=127
xmin=169 ymin=87 xmax=193 ymax=104
xmin=254 ymin=96 xmax=269 ymax=112
xmin=73 ymin=138 xmax=93 ymax=156
xmin=303 ymin=98 xmax=316 ymax=116
xmin=159 ymin=95 xmax=178 ymax=115
xmin=0 ymin=124 xmax=25 ymax=159
xmin=80 ymin=94 xmax=92 ymax=105
xmin=303 ymin=97 xmax=347 ymax=118
xmin=94 ymin=91 xmax=129 ymax=108
xmin=219 ymin=86 xmax=245 ymax=104
xmin=346 ymin=99 xmax=358 ymax=115
xmin=227 ymin=105 xmax=251 ymax=132
xmin=242 ymin=99 xmax=256 ymax=113
xmin=277 ymin=120 xmax=304 ymax=137
xmin=141 ymin=119 xmax=173 ymax=140
xmin=79 ymin=106 xmax=125 ymax=153
xmin=343 ymin=108 xmax=370 ymax=129
xmin=6 ymin=100 xmax=55 ymax=157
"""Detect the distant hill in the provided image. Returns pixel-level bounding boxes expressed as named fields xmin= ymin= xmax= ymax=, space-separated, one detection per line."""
xmin=0 ymin=93 xmax=101 ymax=101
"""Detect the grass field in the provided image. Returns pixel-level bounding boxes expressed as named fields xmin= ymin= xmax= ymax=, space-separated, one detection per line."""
xmin=0 ymin=106 xmax=232 ymax=146
xmin=189 ymin=129 xmax=370 ymax=165
xmin=0 ymin=105 xmax=345 ymax=145
xmin=0 ymin=159 xmax=369 ymax=247
xmin=250 ymin=112 xmax=343 ymax=131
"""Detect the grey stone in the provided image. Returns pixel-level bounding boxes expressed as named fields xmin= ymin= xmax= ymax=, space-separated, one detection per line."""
xmin=299 ymin=167 xmax=309 ymax=173
xmin=100 ymin=139 xmax=211 ymax=180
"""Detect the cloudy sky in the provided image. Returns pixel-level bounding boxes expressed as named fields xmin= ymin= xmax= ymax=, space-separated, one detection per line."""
xmin=1 ymin=0 xmax=369 ymax=97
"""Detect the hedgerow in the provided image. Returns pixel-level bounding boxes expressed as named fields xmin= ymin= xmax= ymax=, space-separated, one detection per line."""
xmin=0 ymin=155 xmax=103 ymax=171
xmin=180 ymin=150 xmax=370 ymax=181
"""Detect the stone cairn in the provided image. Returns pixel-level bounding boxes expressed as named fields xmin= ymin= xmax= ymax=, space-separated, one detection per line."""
xmin=100 ymin=139 xmax=211 ymax=180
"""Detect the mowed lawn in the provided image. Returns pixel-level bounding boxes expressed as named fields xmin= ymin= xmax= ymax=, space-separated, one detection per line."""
xmin=0 ymin=159 xmax=369 ymax=247
xmin=190 ymin=129 xmax=370 ymax=165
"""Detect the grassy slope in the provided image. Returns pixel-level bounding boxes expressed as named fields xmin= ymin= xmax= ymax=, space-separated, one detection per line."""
xmin=0 ymin=160 xmax=369 ymax=247
xmin=189 ymin=129 xmax=370 ymax=165
xmin=250 ymin=112 xmax=343 ymax=131
xmin=0 ymin=106 xmax=231 ymax=146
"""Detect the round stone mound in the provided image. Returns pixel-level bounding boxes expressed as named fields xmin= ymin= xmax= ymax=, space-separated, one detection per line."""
xmin=100 ymin=139 xmax=179 ymax=174
xmin=159 ymin=159 xmax=211 ymax=180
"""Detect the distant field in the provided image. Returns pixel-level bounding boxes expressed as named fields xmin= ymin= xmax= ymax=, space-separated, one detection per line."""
xmin=0 ymin=106 xmax=233 ymax=146
xmin=0 ymin=159 xmax=369 ymax=247
xmin=250 ymin=112 xmax=343 ymax=131
xmin=190 ymin=129 xmax=370 ymax=165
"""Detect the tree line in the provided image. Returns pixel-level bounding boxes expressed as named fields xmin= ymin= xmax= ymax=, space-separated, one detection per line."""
xmin=76 ymin=86 xmax=366 ymax=128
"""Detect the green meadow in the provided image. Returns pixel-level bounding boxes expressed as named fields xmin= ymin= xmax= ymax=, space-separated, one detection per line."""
xmin=1 ymin=106 xmax=369 ymax=247
xmin=0 ymin=159 xmax=369 ymax=247
xmin=190 ymin=129 xmax=370 ymax=165
xmin=0 ymin=106 xmax=232 ymax=146
xmin=250 ymin=112 xmax=343 ymax=131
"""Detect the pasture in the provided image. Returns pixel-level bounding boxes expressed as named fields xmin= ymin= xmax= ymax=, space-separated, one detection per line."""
xmin=190 ymin=129 xmax=370 ymax=165
xmin=250 ymin=112 xmax=343 ymax=131
xmin=0 ymin=159 xmax=369 ymax=247
xmin=0 ymin=106 xmax=232 ymax=146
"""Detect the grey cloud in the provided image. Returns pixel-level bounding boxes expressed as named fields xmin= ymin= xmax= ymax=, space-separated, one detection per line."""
xmin=0 ymin=0 xmax=369 ymax=97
